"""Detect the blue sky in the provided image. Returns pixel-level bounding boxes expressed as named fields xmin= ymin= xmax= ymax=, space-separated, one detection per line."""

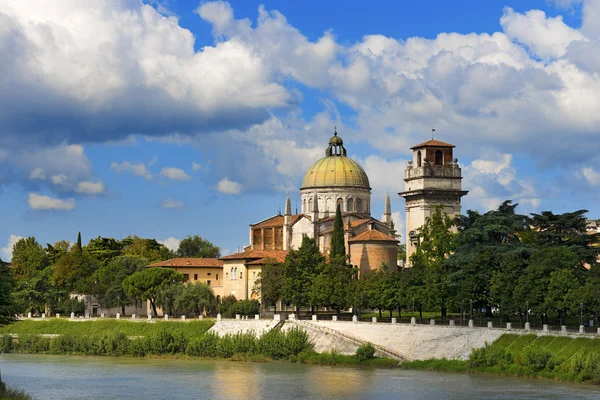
xmin=1 ymin=0 xmax=599 ymax=260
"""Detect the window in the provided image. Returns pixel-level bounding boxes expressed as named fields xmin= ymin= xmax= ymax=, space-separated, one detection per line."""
xmin=417 ymin=150 xmax=422 ymax=167
xmin=226 ymin=272 xmax=229 ymax=280
xmin=240 ymin=272 xmax=243 ymax=279
xmin=207 ymin=280 xmax=211 ymax=286
xmin=347 ymin=198 xmax=354 ymax=212
xmin=207 ymin=273 xmax=211 ymax=276
xmin=435 ymin=150 xmax=443 ymax=165
xmin=356 ymin=198 xmax=363 ymax=212
xmin=216 ymin=274 xmax=219 ymax=281
xmin=308 ymin=198 xmax=313 ymax=212
xmin=183 ymin=274 xmax=189 ymax=281
xmin=194 ymin=274 xmax=198 ymax=280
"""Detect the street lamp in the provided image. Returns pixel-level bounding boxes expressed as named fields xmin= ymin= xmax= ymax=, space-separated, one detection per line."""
xmin=580 ymin=303 xmax=584 ymax=327
xmin=412 ymin=298 xmax=415 ymax=319
xmin=526 ymin=300 xmax=529 ymax=324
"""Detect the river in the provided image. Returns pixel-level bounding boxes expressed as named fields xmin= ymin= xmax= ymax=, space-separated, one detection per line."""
xmin=2 ymin=354 xmax=600 ymax=399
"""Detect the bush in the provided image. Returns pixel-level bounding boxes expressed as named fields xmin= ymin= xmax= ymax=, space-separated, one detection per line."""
xmin=186 ymin=333 xmax=219 ymax=357
xmin=356 ymin=343 xmax=376 ymax=361
xmin=16 ymin=335 xmax=51 ymax=353
xmin=0 ymin=335 xmax=13 ymax=353
xmin=520 ymin=344 xmax=552 ymax=372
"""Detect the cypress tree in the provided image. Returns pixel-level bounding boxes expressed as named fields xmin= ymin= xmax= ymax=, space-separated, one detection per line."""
xmin=330 ymin=204 xmax=346 ymax=259
xmin=76 ymin=232 xmax=82 ymax=253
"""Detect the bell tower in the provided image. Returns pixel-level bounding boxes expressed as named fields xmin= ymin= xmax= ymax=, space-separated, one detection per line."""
xmin=399 ymin=139 xmax=468 ymax=266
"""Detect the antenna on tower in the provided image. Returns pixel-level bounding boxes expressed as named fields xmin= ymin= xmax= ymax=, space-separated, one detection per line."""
xmin=432 ymin=128 xmax=436 ymax=140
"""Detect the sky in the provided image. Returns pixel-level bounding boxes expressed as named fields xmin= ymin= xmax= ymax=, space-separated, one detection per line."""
xmin=1 ymin=0 xmax=600 ymax=260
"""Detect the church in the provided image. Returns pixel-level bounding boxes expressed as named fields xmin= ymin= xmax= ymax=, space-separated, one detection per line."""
xmin=148 ymin=129 xmax=467 ymax=304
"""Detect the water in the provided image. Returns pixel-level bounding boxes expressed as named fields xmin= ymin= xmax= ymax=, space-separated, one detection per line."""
xmin=2 ymin=354 xmax=600 ymax=400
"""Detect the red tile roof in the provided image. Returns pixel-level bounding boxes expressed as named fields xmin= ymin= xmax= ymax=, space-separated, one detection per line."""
xmin=148 ymin=258 xmax=223 ymax=268
xmin=320 ymin=219 xmax=370 ymax=235
xmin=220 ymin=249 xmax=289 ymax=262
xmin=411 ymin=139 xmax=455 ymax=149
xmin=246 ymin=255 xmax=288 ymax=265
xmin=251 ymin=214 xmax=304 ymax=229
xmin=348 ymin=230 xmax=398 ymax=243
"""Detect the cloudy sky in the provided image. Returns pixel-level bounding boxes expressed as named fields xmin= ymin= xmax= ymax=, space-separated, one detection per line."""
xmin=1 ymin=0 xmax=599 ymax=260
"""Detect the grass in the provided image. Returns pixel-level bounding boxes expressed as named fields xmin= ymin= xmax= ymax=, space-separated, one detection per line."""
xmin=0 ymin=319 xmax=214 ymax=339
xmin=506 ymin=334 xmax=537 ymax=352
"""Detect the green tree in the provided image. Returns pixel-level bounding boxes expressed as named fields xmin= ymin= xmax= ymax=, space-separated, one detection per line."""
xmin=84 ymin=236 xmax=124 ymax=266
xmin=177 ymin=235 xmax=221 ymax=258
xmin=411 ymin=205 xmax=456 ymax=319
xmin=95 ymin=255 xmax=148 ymax=315
xmin=51 ymin=251 xmax=99 ymax=293
xmin=45 ymin=240 xmax=71 ymax=264
xmin=123 ymin=268 xmax=185 ymax=316
xmin=156 ymin=282 xmax=184 ymax=316
xmin=282 ymin=236 xmax=324 ymax=315
xmin=544 ymin=268 xmax=580 ymax=325
xmin=11 ymin=237 xmax=50 ymax=313
xmin=175 ymin=282 xmax=214 ymax=316
xmin=0 ymin=260 xmax=16 ymax=325
xmin=311 ymin=256 xmax=353 ymax=315
xmin=75 ymin=232 xmax=82 ymax=253
xmin=329 ymin=204 xmax=346 ymax=259
xmin=121 ymin=236 xmax=173 ymax=263
xmin=253 ymin=258 xmax=282 ymax=310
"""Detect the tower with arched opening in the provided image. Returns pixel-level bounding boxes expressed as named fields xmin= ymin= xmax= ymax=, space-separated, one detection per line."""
xmin=399 ymin=139 xmax=468 ymax=266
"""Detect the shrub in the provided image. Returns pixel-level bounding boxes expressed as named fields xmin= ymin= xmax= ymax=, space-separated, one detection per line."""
xmin=520 ymin=344 xmax=552 ymax=372
xmin=186 ymin=333 xmax=219 ymax=357
xmin=0 ymin=335 xmax=13 ymax=353
xmin=129 ymin=337 xmax=150 ymax=357
xmin=16 ymin=335 xmax=51 ymax=353
xmin=356 ymin=343 xmax=376 ymax=361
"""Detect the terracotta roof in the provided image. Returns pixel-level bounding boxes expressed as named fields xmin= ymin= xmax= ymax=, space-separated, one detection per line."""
xmin=411 ymin=139 xmax=455 ymax=149
xmin=251 ymin=214 xmax=304 ymax=229
xmin=220 ymin=249 xmax=289 ymax=261
xmin=320 ymin=219 xmax=370 ymax=235
xmin=318 ymin=212 xmax=365 ymax=223
xmin=348 ymin=229 xmax=398 ymax=243
xmin=246 ymin=254 xmax=288 ymax=265
xmin=148 ymin=258 xmax=223 ymax=268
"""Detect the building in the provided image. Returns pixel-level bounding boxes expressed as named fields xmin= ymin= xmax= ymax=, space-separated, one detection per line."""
xmin=147 ymin=257 xmax=224 ymax=300
xmin=399 ymin=139 xmax=468 ymax=266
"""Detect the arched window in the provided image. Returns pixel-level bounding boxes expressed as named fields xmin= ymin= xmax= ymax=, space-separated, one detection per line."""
xmin=308 ymin=198 xmax=313 ymax=212
xmin=435 ymin=150 xmax=443 ymax=165
xmin=303 ymin=199 xmax=306 ymax=213
xmin=417 ymin=151 xmax=422 ymax=167
xmin=337 ymin=198 xmax=343 ymax=211
xmin=356 ymin=198 xmax=363 ymax=212
xmin=347 ymin=198 xmax=354 ymax=212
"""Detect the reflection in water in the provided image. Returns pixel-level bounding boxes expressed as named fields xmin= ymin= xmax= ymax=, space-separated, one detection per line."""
xmin=2 ymin=354 xmax=600 ymax=400
xmin=212 ymin=362 xmax=261 ymax=400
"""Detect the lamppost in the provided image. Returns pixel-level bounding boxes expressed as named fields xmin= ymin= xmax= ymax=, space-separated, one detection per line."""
xmin=470 ymin=299 xmax=473 ymax=324
xmin=580 ymin=303 xmax=584 ymax=327
xmin=412 ymin=298 xmax=415 ymax=320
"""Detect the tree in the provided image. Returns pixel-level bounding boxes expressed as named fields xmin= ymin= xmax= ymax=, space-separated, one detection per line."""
xmin=51 ymin=251 xmax=99 ymax=293
xmin=177 ymin=235 xmax=221 ymax=258
xmin=96 ymin=255 xmax=148 ymax=315
xmin=544 ymin=268 xmax=580 ymax=325
xmin=0 ymin=260 xmax=16 ymax=326
xmin=121 ymin=236 xmax=173 ymax=263
xmin=46 ymin=240 xmax=71 ymax=264
xmin=175 ymin=282 xmax=214 ymax=316
xmin=411 ymin=206 xmax=456 ymax=319
xmin=253 ymin=258 xmax=283 ymax=310
xmin=84 ymin=236 xmax=124 ymax=266
xmin=282 ymin=236 xmax=324 ymax=315
xmin=75 ymin=232 xmax=82 ymax=253
xmin=311 ymin=257 xmax=353 ymax=315
xmin=156 ymin=282 xmax=184 ymax=316
xmin=122 ymin=268 xmax=185 ymax=316
xmin=11 ymin=237 xmax=50 ymax=313
xmin=329 ymin=204 xmax=346 ymax=260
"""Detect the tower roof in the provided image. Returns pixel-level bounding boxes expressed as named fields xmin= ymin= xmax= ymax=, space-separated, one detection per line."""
xmin=411 ymin=139 xmax=455 ymax=149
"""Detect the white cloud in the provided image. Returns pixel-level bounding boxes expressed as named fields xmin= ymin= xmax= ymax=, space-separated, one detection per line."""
xmin=28 ymin=193 xmax=76 ymax=210
xmin=160 ymin=167 xmax=191 ymax=181
xmin=217 ymin=178 xmax=243 ymax=195
xmin=0 ymin=0 xmax=292 ymax=147
xmin=158 ymin=237 xmax=181 ymax=252
xmin=0 ymin=234 xmax=23 ymax=262
xmin=110 ymin=161 xmax=153 ymax=180
xmin=192 ymin=162 xmax=202 ymax=172
xmin=160 ymin=197 xmax=187 ymax=210
xmin=29 ymin=168 xmax=45 ymax=180
xmin=75 ymin=181 xmax=105 ymax=195
xmin=581 ymin=167 xmax=600 ymax=185
xmin=51 ymin=174 xmax=68 ymax=185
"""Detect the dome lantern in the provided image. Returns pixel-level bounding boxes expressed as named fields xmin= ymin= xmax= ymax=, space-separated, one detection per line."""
xmin=325 ymin=127 xmax=347 ymax=157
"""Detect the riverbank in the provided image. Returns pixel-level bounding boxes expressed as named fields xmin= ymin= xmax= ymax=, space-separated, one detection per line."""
xmin=401 ymin=334 xmax=600 ymax=385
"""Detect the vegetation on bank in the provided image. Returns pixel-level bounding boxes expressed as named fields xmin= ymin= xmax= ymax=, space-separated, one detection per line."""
xmin=0 ymin=327 xmax=394 ymax=367
xmin=402 ymin=334 xmax=600 ymax=384
xmin=0 ymin=319 xmax=214 ymax=339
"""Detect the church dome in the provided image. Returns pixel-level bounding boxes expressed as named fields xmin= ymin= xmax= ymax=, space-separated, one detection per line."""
xmin=301 ymin=129 xmax=370 ymax=190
